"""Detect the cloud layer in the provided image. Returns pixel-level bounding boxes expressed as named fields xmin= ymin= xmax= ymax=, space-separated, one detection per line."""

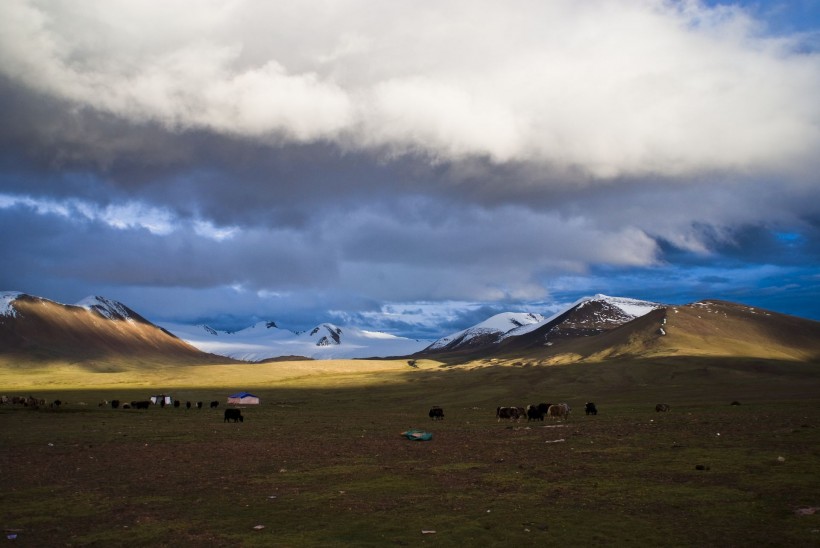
xmin=4 ymin=0 xmax=819 ymax=176
xmin=1 ymin=0 xmax=818 ymax=334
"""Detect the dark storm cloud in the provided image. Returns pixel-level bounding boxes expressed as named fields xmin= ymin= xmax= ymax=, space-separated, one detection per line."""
xmin=0 ymin=201 xmax=339 ymax=291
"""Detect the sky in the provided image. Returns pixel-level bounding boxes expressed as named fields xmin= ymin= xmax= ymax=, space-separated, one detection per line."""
xmin=1 ymin=0 xmax=819 ymax=339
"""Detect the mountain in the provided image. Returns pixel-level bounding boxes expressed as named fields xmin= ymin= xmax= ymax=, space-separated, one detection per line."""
xmin=424 ymin=312 xmax=546 ymax=352
xmin=421 ymin=294 xmax=661 ymax=357
xmin=489 ymin=299 xmax=820 ymax=363
xmin=161 ymin=320 xmax=432 ymax=361
xmin=3 ymin=291 xmax=818 ymax=365
xmin=0 ymin=292 xmax=230 ymax=366
xmin=579 ymin=300 xmax=820 ymax=362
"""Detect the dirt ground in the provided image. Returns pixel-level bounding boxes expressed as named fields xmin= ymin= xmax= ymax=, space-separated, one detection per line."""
xmin=2 ymin=397 xmax=819 ymax=546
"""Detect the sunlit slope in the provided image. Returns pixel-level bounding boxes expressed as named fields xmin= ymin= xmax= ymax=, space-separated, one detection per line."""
xmin=0 ymin=358 xmax=421 ymax=391
xmin=0 ymin=294 xmax=229 ymax=367
xmin=652 ymin=300 xmax=820 ymax=360
xmin=522 ymin=300 xmax=820 ymax=363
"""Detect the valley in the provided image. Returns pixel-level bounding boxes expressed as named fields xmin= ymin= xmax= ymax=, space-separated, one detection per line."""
xmin=1 ymin=358 xmax=819 ymax=546
xmin=2 ymin=291 xmax=819 ymax=545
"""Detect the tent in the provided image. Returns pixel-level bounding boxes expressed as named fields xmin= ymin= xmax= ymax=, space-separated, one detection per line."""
xmin=227 ymin=392 xmax=260 ymax=405
xmin=150 ymin=394 xmax=173 ymax=406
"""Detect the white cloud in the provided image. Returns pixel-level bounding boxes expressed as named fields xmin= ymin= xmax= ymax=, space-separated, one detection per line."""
xmin=2 ymin=0 xmax=818 ymax=179
xmin=99 ymin=203 xmax=175 ymax=235
xmin=0 ymin=193 xmax=239 ymax=240
xmin=193 ymin=220 xmax=238 ymax=241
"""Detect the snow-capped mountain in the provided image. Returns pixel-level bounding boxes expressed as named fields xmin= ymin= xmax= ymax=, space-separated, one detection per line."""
xmin=161 ymin=320 xmax=433 ymax=361
xmin=541 ymin=294 xmax=663 ymax=339
xmin=4 ymin=290 xmax=819 ymax=365
xmin=423 ymin=294 xmax=662 ymax=355
xmin=425 ymin=312 xmax=546 ymax=352
xmin=0 ymin=292 xmax=225 ymax=365
xmin=1 ymin=291 xmax=22 ymax=318
xmin=76 ymin=295 xmax=147 ymax=322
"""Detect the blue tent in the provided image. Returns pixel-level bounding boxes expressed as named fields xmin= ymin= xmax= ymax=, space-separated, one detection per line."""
xmin=227 ymin=392 xmax=259 ymax=405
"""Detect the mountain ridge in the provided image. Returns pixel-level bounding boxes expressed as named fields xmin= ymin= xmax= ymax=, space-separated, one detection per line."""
xmin=2 ymin=291 xmax=819 ymax=365
xmin=419 ymin=294 xmax=663 ymax=358
xmin=161 ymin=319 xmax=431 ymax=361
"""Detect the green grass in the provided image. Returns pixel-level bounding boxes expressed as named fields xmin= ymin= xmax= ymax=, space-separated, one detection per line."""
xmin=1 ymin=357 xmax=819 ymax=546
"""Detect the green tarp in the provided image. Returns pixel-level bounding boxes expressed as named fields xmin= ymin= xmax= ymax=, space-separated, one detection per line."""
xmin=401 ymin=429 xmax=432 ymax=441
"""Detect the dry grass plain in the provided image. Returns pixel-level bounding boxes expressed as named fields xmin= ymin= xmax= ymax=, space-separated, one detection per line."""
xmin=1 ymin=356 xmax=819 ymax=546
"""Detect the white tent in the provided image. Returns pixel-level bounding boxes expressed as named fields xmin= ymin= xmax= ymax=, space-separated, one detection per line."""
xmin=227 ymin=392 xmax=260 ymax=405
xmin=150 ymin=395 xmax=172 ymax=405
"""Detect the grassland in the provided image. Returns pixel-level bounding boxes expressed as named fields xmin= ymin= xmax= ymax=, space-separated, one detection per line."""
xmin=1 ymin=356 xmax=819 ymax=546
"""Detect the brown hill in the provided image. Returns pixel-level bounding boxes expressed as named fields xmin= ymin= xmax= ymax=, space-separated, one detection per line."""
xmin=501 ymin=300 xmax=820 ymax=363
xmin=0 ymin=294 xmax=232 ymax=367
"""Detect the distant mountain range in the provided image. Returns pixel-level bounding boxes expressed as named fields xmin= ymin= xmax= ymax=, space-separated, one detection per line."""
xmin=160 ymin=294 xmax=663 ymax=360
xmin=2 ymin=291 xmax=819 ymax=365
xmin=161 ymin=320 xmax=431 ymax=361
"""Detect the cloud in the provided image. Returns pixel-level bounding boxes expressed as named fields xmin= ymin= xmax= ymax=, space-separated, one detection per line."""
xmin=2 ymin=0 xmax=818 ymax=180
xmin=1 ymin=0 xmax=819 ymax=333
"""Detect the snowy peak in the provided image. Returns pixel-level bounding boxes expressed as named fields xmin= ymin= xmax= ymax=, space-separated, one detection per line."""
xmin=308 ymin=323 xmax=343 ymax=346
xmin=426 ymin=312 xmax=546 ymax=351
xmin=536 ymin=295 xmax=661 ymax=343
xmin=582 ymin=294 xmax=662 ymax=318
xmin=423 ymin=295 xmax=662 ymax=355
xmin=76 ymin=295 xmax=145 ymax=323
xmin=161 ymin=319 xmax=430 ymax=361
xmin=1 ymin=291 xmax=23 ymax=318
xmin=519 ymin=294 xmax=662 ymax=348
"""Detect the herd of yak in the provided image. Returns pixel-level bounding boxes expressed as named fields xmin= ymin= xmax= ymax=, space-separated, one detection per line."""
xmin=429 ymin=401 xmax=673 ymax=421
xmin=429 ymin=402 xmax=595 ymax=422
xmin=2 ymin=396 xmax=676 ymax=425
xmin=0 ymin=394 xmax=245 ymax=422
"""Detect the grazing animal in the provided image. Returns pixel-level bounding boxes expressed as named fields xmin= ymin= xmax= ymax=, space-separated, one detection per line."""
xmin=224 ymin=408 xmax=244 ymax=423
xmin=526 ymin=404 xmax=545 ymax=422
xmin=186 ymin=401 xmax=191 ymax=410
xmin=111 ymin=399 xmax=120 ymax=409
xmin=655 ymin=403 xmax=671 ymax=412
xmin=210 ymin=401 xmax=219 ymax=409
xmin=496 ymin=406 xmax=523 ymax=422
xmin=133 ymin=400 xmax=150 ymax=410
xmin=173 ymin=400 xmax=180 ymax=408
xmin=196 ymin=401 xmax=203 ymax=410
xmin=585 ymin=402 xmax=598 ymax=415
xmin=428 ymin=406 xmax=444 ymax=420
xmin=730 ymin=401 xmax=741 ymax=406
xmin=547 ymin=403 xmax=570 ymax=420
xmin=496 ymin=406 xmax=510 ymax=421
